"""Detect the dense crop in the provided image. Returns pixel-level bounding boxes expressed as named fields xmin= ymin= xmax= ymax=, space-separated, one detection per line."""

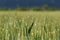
xmin=0 ymin=11 xmax=60 ymax=40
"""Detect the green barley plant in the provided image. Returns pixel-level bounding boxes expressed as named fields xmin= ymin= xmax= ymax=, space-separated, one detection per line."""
xmin=0 ymin=11 xmax=60 ymax=40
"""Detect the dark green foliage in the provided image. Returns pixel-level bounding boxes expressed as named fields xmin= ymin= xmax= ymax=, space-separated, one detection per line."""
xmin=31 ymin=7 xmax=42 ymax=11
xmin=34 ymin=34 xmax=41 ymax=40
xmin=16 ymin=7 xmax=30 ymax=11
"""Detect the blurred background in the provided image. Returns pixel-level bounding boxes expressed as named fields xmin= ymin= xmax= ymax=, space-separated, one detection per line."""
xmin=0 ymin=0 xmax=60 ymax=10
xmin=0 ymin=0 xmax=60 ymax=11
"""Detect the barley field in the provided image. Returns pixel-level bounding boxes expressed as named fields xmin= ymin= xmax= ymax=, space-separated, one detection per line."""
xmin=0 ymin=11 xmax=60 ymax=40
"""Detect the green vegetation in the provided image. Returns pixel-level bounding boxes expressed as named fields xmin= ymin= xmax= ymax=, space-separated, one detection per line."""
xmin=0 ymin=11 xmax=60 ymax=40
